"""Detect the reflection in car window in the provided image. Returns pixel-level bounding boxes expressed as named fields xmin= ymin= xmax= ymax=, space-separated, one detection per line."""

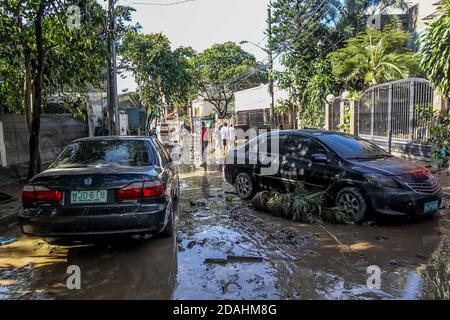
xmin=318 ymin=134 xmax=391 ymax=160
xmin=51 ymin=140 xmax=152 ymax=168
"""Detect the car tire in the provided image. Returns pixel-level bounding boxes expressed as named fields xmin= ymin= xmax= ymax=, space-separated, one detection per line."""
xmin=160 ymin=203 xmax=174 ymax=237
xmin=336 ymin=187 xmax=368 ymax=223
xmin=235 ymin=172 xmax=256 ymax=200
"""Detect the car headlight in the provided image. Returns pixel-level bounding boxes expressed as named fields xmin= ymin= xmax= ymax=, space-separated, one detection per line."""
xmin=364 ymin=174 xmax=399 ymax=189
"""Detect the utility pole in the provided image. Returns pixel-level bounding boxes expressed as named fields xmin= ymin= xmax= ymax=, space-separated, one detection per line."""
xmin=267 ymin=7 xmax=277 ymax=129
xmin=107 ymin=0 xmax=118 ymax=135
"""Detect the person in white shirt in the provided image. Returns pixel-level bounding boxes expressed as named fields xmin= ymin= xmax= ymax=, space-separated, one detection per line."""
xmin=227 ymin=124 xmax=236 ymax=148
xmin=215 ymin=124 xmax=222 ymax=156
xmin=220 ymin=123 xmax=229 ymax=153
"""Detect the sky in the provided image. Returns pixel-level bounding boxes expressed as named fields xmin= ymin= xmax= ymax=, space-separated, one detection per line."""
xmin=103 ymin=0 xmax=271 ymax=92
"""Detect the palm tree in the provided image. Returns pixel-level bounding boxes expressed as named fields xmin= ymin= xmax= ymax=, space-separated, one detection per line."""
xmin=347 ymin=36 xmax=409 ymax=87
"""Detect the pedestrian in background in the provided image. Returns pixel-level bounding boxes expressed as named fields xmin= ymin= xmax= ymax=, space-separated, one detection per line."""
xmin=227 ymin=124 xmax=236 ymax=148
xmin=201 ymin=122 xmax=208 ymax=168
xmin=220 ymin=122 xmax=228 ymax=154
xmin=215 ymin=124 xmax=222 ymax=157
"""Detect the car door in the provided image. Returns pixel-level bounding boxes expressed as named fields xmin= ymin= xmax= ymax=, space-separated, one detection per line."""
xmin=301 ymin=138 xmax=341 ymax=189
xmin=249 ymin=133 xmax=284 ymax=192
xmin=277 ymin=134 xmax=310 ymax=191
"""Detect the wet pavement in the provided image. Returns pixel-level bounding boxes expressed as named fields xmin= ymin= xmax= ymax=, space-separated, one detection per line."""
xmin=0 ymin=129 xmax=449 ymax=300
xmin=0 ymin=165 xmax=449 ymax=300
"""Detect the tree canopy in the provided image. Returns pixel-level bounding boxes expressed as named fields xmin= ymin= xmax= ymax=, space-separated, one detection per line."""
xmin=194 ymin=42 xmax=267 ymax=118
xmin=418 ymin=0 xmax=450 ymax=98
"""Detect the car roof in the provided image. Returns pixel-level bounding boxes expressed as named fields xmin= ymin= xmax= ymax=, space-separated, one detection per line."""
xmin=268 ymin=129 xmax=350 ymax=139
xmin=72 ymin=136 xmax=154 ymax=143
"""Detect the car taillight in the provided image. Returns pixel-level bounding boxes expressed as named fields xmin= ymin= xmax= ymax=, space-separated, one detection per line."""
xmin=116 ymin=181 xmax=165 ymax=201
xmin=22 ymin=185 xmax=63 ymax=202
xmin=143 ymin=181 xmax=165 ymax=198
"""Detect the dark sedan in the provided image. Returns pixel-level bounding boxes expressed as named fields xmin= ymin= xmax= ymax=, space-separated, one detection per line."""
xmin=225 ymin=130 xmax=443 ymax=222
xmin=19 ymin=136 xmax=179 ymax=238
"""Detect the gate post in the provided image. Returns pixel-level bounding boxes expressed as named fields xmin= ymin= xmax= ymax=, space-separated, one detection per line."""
xmin=387 ymin=84 xmax=393 ymax=153
xmin=370 ymin=90 xmax=375 ymax=141
xmin=339 ymin=100 xmax=345 ymax=132
xmin=433 ymin=90 xmax=446 ymax=115
xmin=324 ymin=103 xmax=330 ymax=130
xmin=349 ymin=101 xmax=358 ymax=135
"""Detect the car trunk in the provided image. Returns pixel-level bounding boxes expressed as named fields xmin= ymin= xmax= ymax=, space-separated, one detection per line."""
xmin=27 ymin=166 xmax=159 ymax=216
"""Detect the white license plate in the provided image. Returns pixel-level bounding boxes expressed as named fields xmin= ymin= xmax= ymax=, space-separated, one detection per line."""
xmin=424 ymin=200 xmax=439 ymax=214
xmin=71 ymin=190 xmax=107 ymax=204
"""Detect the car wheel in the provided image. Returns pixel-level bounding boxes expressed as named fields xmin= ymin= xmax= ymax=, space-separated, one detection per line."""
xmin=160 ymin=202 xmax=174 ymax=237
xmin=336 ymin=187 xmax=368 ymax=223
xmin=235 ymin=172 xmax=256 ymax=200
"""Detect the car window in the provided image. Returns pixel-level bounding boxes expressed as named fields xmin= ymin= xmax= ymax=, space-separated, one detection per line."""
xmin=318 ymin=134 xmax=392 ymax=160
xmin=52 ymin=140 xmax=152 ymax=168
xmin=281 ymin=135 xmax=329 ymax=160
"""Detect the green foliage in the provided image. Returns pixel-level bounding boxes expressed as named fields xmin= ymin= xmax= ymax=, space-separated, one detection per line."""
xmin=329 ymin=26 xmax=423 ymax=89
xmin=193 ymin=42 xmax=267 ymax=118
xmin=266 ymin=186 xmax=350 ymax=225
xmin=429 ymin=110 xmax=450 ymax=169
xmin=277 ymin=57 xmax=336 ymax=129
xmin=119 ymin=32 xmax=190 ymax=122
xmin=0 ymin=1 xmax=136 ymax=113
xmin=418 ymin=0 xmax=450 ymax=98
xmin=337 ymin=103 xmax=351 ymax=133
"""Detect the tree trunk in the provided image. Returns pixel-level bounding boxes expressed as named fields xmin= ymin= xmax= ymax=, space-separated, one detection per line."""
xmin=24 ymin=49 xmax=33 ymax=132
xmin=189 ymin=102 xmax=194 ymax=132
xmin=27 ymin=8 xmax=44 ymax=180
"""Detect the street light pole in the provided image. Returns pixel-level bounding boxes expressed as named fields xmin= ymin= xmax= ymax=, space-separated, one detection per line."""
xmin=107 ymin=0 xmax=118 ymax=135
xmin=267 ymin=7 xmax=276 ymax=129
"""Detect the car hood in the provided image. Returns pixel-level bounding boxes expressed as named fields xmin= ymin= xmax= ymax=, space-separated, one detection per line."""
xmin=348 ymin=157 xmax=428 ymax=176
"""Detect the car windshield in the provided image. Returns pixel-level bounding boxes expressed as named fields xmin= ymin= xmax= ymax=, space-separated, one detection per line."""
xmin=318 ymin=134 xmax=392 ymax=160
xmin=51 ymin=140 xmax=153 ymax=168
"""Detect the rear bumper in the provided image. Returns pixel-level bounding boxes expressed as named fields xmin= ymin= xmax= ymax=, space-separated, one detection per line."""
xmin=19 ymin=204 xmax=168 ymax=237
xmin=367 ymin=187 xmax=443 ymax=216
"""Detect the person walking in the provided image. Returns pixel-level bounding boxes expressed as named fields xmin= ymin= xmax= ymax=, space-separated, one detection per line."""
xmin=201 ymin=122 xmax=209 ymax=168
xmin=215 ymin=124 xmax=222 ymax=157
xmin=227 ymin=124 xmax=236 ymax=148
xmin=220 ymin=122 xmax=228 ymax=154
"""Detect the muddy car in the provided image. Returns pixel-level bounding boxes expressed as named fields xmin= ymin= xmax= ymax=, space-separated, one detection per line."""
xmin=19 ymin=136 xmax=180 ymax=238
xmin=225 ymin=130 xmax=443 ymax=222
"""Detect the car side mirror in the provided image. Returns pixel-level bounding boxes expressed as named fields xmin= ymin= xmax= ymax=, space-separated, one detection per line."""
xmin=311 ymin=153 xmax=329 ymax=164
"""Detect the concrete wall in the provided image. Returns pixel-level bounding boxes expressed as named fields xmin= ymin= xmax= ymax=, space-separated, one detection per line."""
xmin=234 ymin=84 xmax=289 ymax=113
xmin=192 ymin=99 xmax=216 ymax=118
xmin=0 ymin=114 xmax=88 ymax=185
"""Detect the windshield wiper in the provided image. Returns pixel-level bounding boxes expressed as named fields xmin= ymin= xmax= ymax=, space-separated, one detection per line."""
xmin=348 ymin=155 xmax=392 ymax=161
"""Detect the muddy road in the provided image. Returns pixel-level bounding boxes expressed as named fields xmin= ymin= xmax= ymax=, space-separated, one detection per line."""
xmin=0 ymin=166 xmax=449 ymax=299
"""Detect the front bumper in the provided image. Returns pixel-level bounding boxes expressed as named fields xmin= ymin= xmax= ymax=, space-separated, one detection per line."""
xmin=367 ymin=187 xmax=443 ymax=216
xmin=19 ymin=203 xmax=168 ymax=237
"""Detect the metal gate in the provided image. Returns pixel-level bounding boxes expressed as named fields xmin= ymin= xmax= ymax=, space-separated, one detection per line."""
xmin=358 ymin=78 xmax=434 ymax=158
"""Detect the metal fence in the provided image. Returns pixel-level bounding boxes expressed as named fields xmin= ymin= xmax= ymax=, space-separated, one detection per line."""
xmin=358 ymin=78 xmax=434 ymax=158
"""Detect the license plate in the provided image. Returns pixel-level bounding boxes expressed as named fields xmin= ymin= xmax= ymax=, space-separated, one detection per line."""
xmin=424 ymin=200 xmax=439 ymax=214
xmin=71 ymin=190 xmax=107 ymax=204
